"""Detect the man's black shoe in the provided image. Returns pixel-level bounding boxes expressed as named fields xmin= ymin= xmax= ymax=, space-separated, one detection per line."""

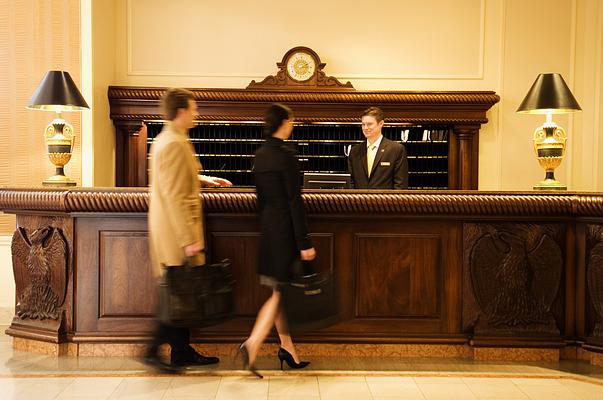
xmin=171 ymin=352 xmax=220 ymax=367
xmin=142 ymin=354 xmax=184 ymax=373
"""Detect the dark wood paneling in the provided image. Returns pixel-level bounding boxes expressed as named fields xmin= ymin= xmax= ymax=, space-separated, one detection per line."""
xmin=210 ymin=232 xmax=267 ymax=316
xmin=355 ymin=234 xmax=440 ymax=318
xmin=99 ymin=231 xmax=154 ymax=317
xmin=210 ymin=232 xmax=334 ymax=317
xmin=76 ymin=216 xmax=155 ymax=335
xmin=7 ymin=189 xmax=602 ymax=348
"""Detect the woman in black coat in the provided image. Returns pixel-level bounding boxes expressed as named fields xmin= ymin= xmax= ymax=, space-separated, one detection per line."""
xmin=238 ymin=104 xmax=316 ymax=377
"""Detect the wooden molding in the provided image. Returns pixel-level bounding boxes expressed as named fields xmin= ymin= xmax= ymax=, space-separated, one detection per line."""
xmin=2 ymin=188 xmax=603 ymax=217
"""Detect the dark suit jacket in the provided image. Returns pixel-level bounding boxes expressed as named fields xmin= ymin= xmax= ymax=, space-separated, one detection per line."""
xmin=254 ymin=137 xmax=312 ymax=282
xmin=348 ymin=136 xmax=408 ymax=189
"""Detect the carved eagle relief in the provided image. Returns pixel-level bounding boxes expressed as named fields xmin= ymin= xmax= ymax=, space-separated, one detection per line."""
xmin=11 ymin=226 xmax=68 ymax=320
xmin=470 ymin=224 xmax=562 ymax=330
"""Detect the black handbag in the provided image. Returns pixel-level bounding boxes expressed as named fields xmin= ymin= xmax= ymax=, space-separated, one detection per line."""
xmin=280 ymin=260 xmax=340 ymax=333
xmin=158 ymin=258 xmax=235 ymax=328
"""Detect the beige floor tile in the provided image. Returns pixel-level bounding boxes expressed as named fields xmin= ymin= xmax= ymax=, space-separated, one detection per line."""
xmin=55 ymin=377 xmax=123 ymax=399
xmin=516 ymin=384 xmax=582 ymax=400
xmin=215 ymin=376 xmax=269 ymax=400
xmin=109 ymin=377 xmax=172 ymax=400
xmin=268 ymin=376 xmax=319 ymax=397
xmin=511 ymin=378 xmax=565 ymax=386
xmin=463 ymin=380 xmax=528 ymax=399
xmin=366 ymin=376 xmax=417 ymax=384
xmin=317 ymin=375 xmax=368 ymax=383
xmin=559 ymin=379 xmax=603 ymax=399
xmin=3 ymin=377 xmax=74 ymax=400
xmin=416 ymin=383 xmax=478 ymax=400
xmin=366 ymin=376 xmax=424 ymax=398
xmin=165 ymin=376 xmax=221 ymax=398
xmin=318 ymin=378 xmax=372 ymax=400
xmin=414 ymin=377 xmax=465 ymax=385
xmin=368 ymin=382 xmax=425 ymax=399
xmin=0 ymin=378 xmax=22 ymax=398
xmin=268 ymin=397 xmax=319 ymax=400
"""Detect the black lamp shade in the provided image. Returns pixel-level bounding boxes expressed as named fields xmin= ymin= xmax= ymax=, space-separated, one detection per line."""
xmin=27 ymin=71 xmax=89 ymax=111
xmin=517 ymin=73 xmax=581 ymax=114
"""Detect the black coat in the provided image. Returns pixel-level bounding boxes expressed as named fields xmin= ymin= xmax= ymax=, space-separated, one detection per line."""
xmin=347 ymin=137 xmax=409 ymax=189
xmin=254 ymin=137 xmax=312 ymax=282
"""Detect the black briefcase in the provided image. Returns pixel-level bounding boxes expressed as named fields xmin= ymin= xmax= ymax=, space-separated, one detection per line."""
xmin=158 ymin=259 xmax=235 ymax=328
xmin=280 ymin=260 xmax=340 ymax=333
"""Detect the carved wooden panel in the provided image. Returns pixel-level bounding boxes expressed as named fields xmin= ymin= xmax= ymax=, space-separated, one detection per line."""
xmin=5 ymin=214 xmax=74 ymax=343
xmin=12 ymin=226 xmax=68 ymax=320
xmin=75 ymin=216 xmax=155 ymax=336
xmin=586 ymin=224 xmax=603 ymax=338
xmin=99 ymin=231 xmax=154 ymax=317
xmin=463 ymin=223 xmax=564 ymax=337
xmin=355 ymin=234 xmax=440 ymax=318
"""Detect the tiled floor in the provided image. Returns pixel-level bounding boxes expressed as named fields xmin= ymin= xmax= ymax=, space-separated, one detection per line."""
xmin=2 ymin=327 xmax=603 ymax=399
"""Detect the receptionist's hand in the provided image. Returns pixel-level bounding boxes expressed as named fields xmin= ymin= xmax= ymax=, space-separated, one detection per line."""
xmin=300 ymin=247 xmax=316 ymax=261
xmin=199 ymin=175 xmax=233 ymax=187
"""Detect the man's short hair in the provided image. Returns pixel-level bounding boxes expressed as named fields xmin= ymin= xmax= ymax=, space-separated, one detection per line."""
xmin=362 ymin=106 xmax=384 ymax=122
xmin=162 ymin=88 xmax=194 ymax=121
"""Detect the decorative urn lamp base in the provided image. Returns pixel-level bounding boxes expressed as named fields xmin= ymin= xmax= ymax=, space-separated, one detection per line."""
xmin=516 ymin=73 xmax=581 ymax=192
xmin=533 ymin=178 xmax=566 ymax=191
xmin=532 ymin=123 xmax=567 ymax=191
xmin=43 ymin=172 xmax=77 ymax=187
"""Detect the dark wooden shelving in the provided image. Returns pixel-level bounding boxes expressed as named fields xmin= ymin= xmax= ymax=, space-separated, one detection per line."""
xmin=145 ymin=122 xmax=450 ymax=189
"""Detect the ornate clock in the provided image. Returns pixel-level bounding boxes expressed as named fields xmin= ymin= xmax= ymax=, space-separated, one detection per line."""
xmin=286 ymin=50 xmax=317 ymax=82
xmin=246 ymin=46 xmax=354 ymax=90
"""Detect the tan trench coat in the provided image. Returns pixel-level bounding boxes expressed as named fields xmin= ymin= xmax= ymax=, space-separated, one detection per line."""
xmin=148 ymin=123 xmax=205 ymax=277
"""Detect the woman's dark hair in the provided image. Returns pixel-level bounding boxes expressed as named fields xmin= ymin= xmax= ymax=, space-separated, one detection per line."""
xmin=263 ymin=103 xmax=293 ymax=138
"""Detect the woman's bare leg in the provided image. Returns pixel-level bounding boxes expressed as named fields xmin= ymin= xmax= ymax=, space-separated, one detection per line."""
xmin=274 ymin=303 xmax=301 ymax=363
xmin=244 ymin=290 xmax=280 ymax=365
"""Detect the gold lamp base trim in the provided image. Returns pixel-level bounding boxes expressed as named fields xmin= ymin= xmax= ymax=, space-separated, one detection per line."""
xmin=43 ymin=175 xmax=77 ymax=187
xmin=533 ymin=179 xmax=567 ymax=191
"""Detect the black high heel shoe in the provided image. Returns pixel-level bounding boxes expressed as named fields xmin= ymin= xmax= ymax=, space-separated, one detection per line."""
xmin=236 ymin=342 xmax=263 ymax=379
xmin=278 ymin=348 xmax=310 ymax=370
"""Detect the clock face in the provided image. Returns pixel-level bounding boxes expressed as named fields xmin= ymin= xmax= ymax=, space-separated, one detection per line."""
xmin=286 ymin=51 xmax=316 ymax=82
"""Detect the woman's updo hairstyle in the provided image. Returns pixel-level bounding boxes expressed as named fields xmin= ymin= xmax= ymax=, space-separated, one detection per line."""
xmin=263 ymin=103 xmax=293 ymax=138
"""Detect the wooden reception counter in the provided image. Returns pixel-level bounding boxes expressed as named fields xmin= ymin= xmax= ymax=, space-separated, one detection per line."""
xmin=1 ymin=187 xmax=603 ymax=362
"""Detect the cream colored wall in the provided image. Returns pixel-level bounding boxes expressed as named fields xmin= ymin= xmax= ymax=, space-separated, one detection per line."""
xmin=0 ymin=0 xmax=83 ymax=233
xmin=98 ymin=0 xmax=603 ymax=191
xmin=90 ymin=0 xmax=117 ymax=187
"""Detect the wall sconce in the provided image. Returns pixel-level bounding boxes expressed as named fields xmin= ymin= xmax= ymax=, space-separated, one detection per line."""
xmin=516 ymin=73 xmax=581 ymax=190
xmin=27 ymin=71 xmax=89 ymax=186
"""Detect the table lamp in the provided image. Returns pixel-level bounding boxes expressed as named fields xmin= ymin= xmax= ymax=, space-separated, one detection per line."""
xmin=516 ymin=73 xmax=581 ymax=190
xmin=26 ymin=71 xmax=89 ymax=186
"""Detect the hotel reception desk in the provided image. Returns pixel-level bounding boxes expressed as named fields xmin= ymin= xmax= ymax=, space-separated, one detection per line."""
xmin=2 ymin=187 xmax=603 ymax=362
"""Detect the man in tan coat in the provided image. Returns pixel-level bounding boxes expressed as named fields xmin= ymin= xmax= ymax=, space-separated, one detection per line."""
xmin=145 ymin=88 xmax=231 ymax=372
